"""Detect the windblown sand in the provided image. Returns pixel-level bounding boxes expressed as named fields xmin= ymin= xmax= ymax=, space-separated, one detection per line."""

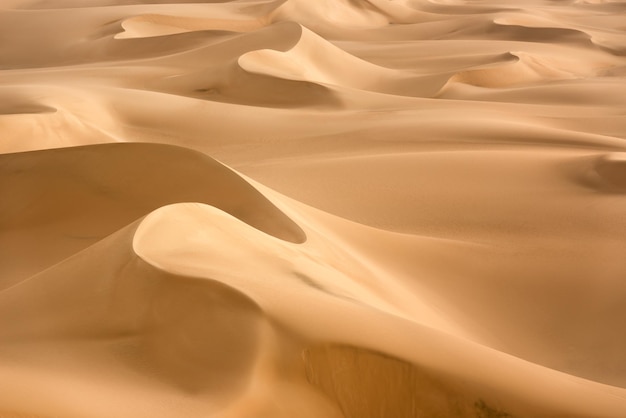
xmin=1 ymin=0 xmax=626 ymax=417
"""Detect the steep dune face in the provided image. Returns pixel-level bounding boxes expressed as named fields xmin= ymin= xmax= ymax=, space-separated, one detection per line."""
xmin=0 ymin=143 xmax=304 ymax=288
xmin=2 ymin=0 xmax=626 ymax=417
xmin=593 ymin=153 xmax=626 ymax=191
xmin=117 ymin=202 xmax=626 ymax=416
xmin=0 ymin=223 xmax=270 ymax=418
xmin=238 ymin=25 xmax=433 ymax=95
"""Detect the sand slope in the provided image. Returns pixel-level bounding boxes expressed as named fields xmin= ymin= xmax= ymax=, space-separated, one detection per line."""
xmin=2 ymin=0 xmax=626 ymax=417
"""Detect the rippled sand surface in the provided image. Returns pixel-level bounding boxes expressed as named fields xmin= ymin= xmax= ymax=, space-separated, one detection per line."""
xmin=2 ymin=1 xmax=626 ymax=417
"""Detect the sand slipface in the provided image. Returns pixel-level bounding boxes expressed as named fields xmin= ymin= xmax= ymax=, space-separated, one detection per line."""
xmin=1 ymin=0 xmax=626 ymax=417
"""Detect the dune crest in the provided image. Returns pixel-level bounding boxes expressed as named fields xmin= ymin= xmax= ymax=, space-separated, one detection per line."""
xmin=238 ymin=24 xmax=453 ymax=97
xmin=447 ymin=51 xmax=580 ymax=88
xmin=593 ymin=153 xmax=626 ymax=191
xmin=0 ymin=143 xmax=304 ymax=289
xmin=0 ymin=222 xmax=271 ymax=417
xmin=239 ymin=25 xmax=400 ymax=87
xmin=133 ymin=202 xmax=626 ymax=417
xmin=116 ymin=13 xmax=266 ymax=39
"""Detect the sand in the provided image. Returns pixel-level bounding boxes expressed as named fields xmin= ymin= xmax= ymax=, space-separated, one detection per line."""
xmin=1 ymin=0 xmax=626 ymax=417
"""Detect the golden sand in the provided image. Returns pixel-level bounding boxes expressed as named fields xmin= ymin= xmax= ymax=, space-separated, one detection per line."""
xmin=1 ymin=1 xmax=626 ymax=417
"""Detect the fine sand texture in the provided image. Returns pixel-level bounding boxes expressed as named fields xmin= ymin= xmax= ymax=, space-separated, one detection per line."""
xmin=2 ymin=0 xmax=626 ymax=417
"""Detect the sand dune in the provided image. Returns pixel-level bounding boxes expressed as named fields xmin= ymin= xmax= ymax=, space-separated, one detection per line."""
xmin=0 ymin=220 xmax=272 ymax=417
xmin=269 ymin=0 xmax=389 ymax=31
xmin=2 ymin=0 xmax=626 ymax=417
xmin=591 ymin=152 xmax=626 ymax=191
xmin=0 ymin=143 xmax=303 ymax=288
xmin=237 ymin=24 xmax=448 ymax=97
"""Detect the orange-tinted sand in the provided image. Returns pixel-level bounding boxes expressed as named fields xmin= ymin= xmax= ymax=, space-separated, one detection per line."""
xmin=1 ymin=1 xmax=626 ymax=417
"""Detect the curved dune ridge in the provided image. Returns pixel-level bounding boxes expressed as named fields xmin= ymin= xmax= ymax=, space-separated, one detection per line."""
xmin=2 ymin=0 xmax=626 ymax=417
xmin=115 ymin=3 xmax=270 ymax=40
xmin=237 ymin=24 xmax=430 ymax=94
xmin=588 ymin=152 xmax=626 ymax=191
xmin=0 ymin=143 xmax=304 ymax=288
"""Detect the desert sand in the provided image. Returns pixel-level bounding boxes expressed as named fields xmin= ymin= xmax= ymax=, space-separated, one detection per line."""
xmin=1 ymin=0 xmax=626 ymax=417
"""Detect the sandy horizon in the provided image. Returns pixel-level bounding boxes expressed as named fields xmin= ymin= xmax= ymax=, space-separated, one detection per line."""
xmin=1 ymin=0 xmax=626 ymax=417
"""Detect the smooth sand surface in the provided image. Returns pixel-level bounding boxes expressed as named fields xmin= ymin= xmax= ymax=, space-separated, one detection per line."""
xmin=2 ymin=0 xmax=626 ymax=417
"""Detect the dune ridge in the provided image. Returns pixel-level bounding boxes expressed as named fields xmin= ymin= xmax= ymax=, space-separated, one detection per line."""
xmin=2 ymin=0 xmax=626 ymax=417
xmin=0 ymin=143 xmax=304 ymax=289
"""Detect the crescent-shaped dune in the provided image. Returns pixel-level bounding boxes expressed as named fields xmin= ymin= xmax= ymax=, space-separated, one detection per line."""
xmin=237 ymin=24 xmax=434 ymax=95
xmin=0 ymin=143 xmax=304 ymax=288
xmin=2 ymin=0 xmax=626 ymax=417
